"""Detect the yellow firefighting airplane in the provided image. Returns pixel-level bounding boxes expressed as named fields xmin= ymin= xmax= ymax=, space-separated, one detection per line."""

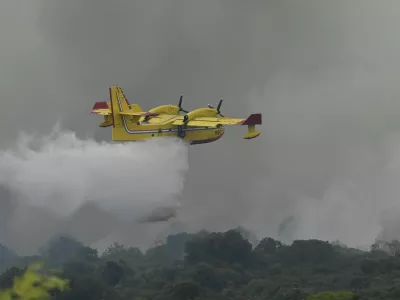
xmin=91 ymin=85 xmax=262 ymax=145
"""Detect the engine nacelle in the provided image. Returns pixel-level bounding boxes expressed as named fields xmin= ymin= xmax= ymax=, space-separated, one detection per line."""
xmin=149 ymin=105 xmax=180 ymax=115
xmin=183 ymin=107 xmax=218 ymax=122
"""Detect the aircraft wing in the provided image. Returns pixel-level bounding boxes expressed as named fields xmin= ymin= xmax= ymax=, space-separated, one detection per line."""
xmin=172 ymin=113 xmax=262 ymax=127
xmin=172 ymin=113 xmax=262 ymax=139
xmin=91 ymin=102 xmax=111 ymax=115
xmin=118 ymin=112 xmax=158 ymax=117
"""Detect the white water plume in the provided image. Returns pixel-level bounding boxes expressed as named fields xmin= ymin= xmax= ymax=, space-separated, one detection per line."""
xmin=0 ymin=125 xmax=189 ymax=223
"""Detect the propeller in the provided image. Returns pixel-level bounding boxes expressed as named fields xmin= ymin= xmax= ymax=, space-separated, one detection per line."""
xmin=178 ymin=95 xmax=189 ymax=113
xmin=208 ymin=99 xmax=224 ymax=117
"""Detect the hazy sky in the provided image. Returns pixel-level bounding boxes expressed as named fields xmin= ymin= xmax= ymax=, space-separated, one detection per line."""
xmin=2 ymin=0 xmax=400 ymax=253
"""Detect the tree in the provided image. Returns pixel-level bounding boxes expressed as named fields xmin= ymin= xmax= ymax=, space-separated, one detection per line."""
xmin=0 ymin=245 xmax=18 ymax=272
xmin=166 ymin=281 xmax=201 ymax=300
xmin=76 ymin=247 xmax=98 ymax=262
xmin=233 ymin=226 xmax=259 ymax=246
xmin=102 ymin=242 xmax=125 ymax=257
xmin=307 ymin=291 xmax=359 ymax=300
xmin=165 ymin=233 xmax=192 ymax=261
xmin=62 ymin=261 xmax=96 ymax=279
xmin=0 ymin=263 xmax=68 ymax=300
xmin=100 ymin=261 xmax=124 ymax=286
xmin=254 ymin=237 xmax=282 ymax=255
xmin=190 ymin=263 xmax=221 ymax=291
xmin=54 ymin=275 xmax=120 ymax=300
xmin=185 ymin=230 xmax=253 ymax=265
xmin=101 ymin=242 xmax=144 ymax=268
xmin=280 ymin=239 xmax=336 ymax=264
xmin=40 ymin=235 xmax=84 ymax=268
xmin=0 ymin=267 xmax=25 ymax=290
xmin=1 ymin=228 xmax=400 ymax=300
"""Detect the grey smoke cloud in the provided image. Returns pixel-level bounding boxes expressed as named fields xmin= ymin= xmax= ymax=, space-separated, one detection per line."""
xmin=2 ymin=0 xmax=400 ymax=253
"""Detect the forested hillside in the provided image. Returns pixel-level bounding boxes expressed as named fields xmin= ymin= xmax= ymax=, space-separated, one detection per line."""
xmin=1 ymin=228 xmax=399 ymax=300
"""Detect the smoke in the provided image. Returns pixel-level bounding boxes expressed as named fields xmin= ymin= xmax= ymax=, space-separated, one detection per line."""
xmin=0 ymin=125 xmax=188 ymax=253
xmin=3 ymin=0 xmax=400 ymax=252
xmin=169 ymin=1 xmax=400 ymax=248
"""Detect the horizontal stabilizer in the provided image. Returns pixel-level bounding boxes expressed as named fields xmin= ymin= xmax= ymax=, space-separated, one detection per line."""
xmin=241 ymin=113 xmax=262 ymax=125
xmin=91 ymin=102 xmax=111 ymax=115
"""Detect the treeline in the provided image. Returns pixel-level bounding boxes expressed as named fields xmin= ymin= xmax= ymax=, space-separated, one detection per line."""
xmin=1 ymin=228 xmax=400 ymax=299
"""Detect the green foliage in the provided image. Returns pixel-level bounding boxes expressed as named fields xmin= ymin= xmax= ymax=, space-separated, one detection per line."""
xmin=0 ymin=267 xmax=25 ymax=290
xmin=100 ymin=261 xmax=125 ymax=286
xmin=0 ymin=263 xmax=68 ymax=300
xmin=307 ymin=291 xmax=358 ymax=300
xmin=185 ymin=229 xmax=252 ymax=265
xmin=2 ymin=230 xmax=400 ymax=300
xmin=101 ymin=242 xmax=144 ymax=268
xmin=39 ymin=235 xmax=84 ymax=269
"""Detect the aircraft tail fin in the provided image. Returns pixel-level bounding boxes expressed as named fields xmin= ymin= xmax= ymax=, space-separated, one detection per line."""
xmin=109 ymin=85 xmax=144 ymax=127
xmin=242 ymin=113 xmax=262 ymax=139
xmin=114 ymin=86 xmax=144 ymax=113
xmin=129 ymin=103 xmax=143 ymax=113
